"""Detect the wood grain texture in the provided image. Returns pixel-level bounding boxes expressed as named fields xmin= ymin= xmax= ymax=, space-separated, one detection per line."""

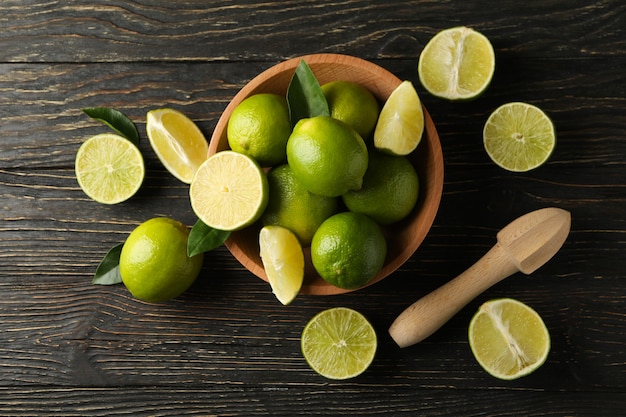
xmin=1 ymin=0 xmax=625 ymax=415
xmin=1 ymin=0 xmax=624 ymax=63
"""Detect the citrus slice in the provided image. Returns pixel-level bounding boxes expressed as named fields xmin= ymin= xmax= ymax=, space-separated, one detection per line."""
xmin=189 ymin=150 xmax=268 ymax=231
xmin=418 ymin=26 xmax=495 ymax=100
xmin=259 ymin=225 xmax=304 ymax=305
xmin=483 ymin=102 xmax=556 ymax=172
xmin=301 ymin=307 xmax=377 ymax=380
xmin=468 ymin=298 xmax=551 ymax=380
xmin=373 ymin=80 xmax=424 ymax=156
xmin=75 ymin=133 xmax=144 ymax=204
xmin=146 ymin=108 xmax=209 ymax=184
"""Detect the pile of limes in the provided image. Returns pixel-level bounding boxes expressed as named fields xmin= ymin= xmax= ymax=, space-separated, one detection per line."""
xmin=188 ymin=75 xmax=425 ymax=303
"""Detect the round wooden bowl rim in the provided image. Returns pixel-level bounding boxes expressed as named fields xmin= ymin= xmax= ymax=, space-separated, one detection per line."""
xmin=208 ymin=53 xmax=444 ymax=295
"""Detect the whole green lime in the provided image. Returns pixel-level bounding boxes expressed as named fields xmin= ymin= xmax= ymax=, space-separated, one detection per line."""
xmin=261 ymin=164 xmax=338 ymax=246
xmin=342 ymin=151 xmax=419 ymax=225
xmin=227 ymin=93 xmax=292 ymax=167
xmin=119 ymin=217 xmax=203 ymax=302
xmin=311 ymin=212 xmax=387 ymax=290
xmin=286 ymin=116 xmax=368 ymax=197
xmin=322 ymin=80 xmax=380 ymax=139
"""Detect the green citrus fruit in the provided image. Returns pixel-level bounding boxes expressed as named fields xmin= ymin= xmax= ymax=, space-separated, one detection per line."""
xmin=342 ymin=151 xmax=419 ymax=225
xmin=286 ymin=116 xmax=368 ymax=197
xmin=418 ymin=26 xmax=495 ymax=101
xmin=189 ymin=151 xmax=269 ymax=231
xmin=227 ymin=93 xmax=292 ymax=166
xmin=259 ymin=225 xmax=305 ymax=305
xmin=483 ymin=102 xmax=556 ymax=172
xmin=75 ymin=133 xmax=144 ymax=205
xmin=301 ymin=307 xmax=377 ymax=380
xmin=468 ymin=298 xmax=551 ymax=380
xmin=373 ymin=80 xmax=424 ymax=156
xmin=321 ymin=80 xmax=380 ymax=139
xmin=119 ymin=217 xmax=203 ymax=303
xmin=261 ymin=164 xmax=338 ymax=245
xmin=311 ymin=212 xmax=387 ymax=289
xmin=146 ymin=108 xmax=208 ymax=184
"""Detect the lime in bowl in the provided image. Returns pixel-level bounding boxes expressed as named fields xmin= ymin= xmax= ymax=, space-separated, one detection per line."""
xmin=208 ymin=53 xmax=444 ymax=295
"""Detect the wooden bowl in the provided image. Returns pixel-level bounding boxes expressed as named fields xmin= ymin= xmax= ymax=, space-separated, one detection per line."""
xmin=208 ymin=53 xmax=444 ymax=295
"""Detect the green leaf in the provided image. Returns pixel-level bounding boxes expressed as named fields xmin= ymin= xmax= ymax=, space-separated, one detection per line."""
xmin=188 ymin=219 xmax=231 ymax=257
xmin=287 ymin=59 xmax=329 ymax=126
xmin=83 ymin=107 xmax=140 ymax=146
xmin=93 ymin=243 xmax=124 ymax=285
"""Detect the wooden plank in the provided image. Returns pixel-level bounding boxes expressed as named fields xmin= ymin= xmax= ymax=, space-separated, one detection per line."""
xmin=1 ymin=1 xmax=624 ymax=63
xmin=1 ymin=52 xmax=625 ymax=391
xmin=1 ymin=0 xmax=625 ymax=412
xmin=1 ymin=165 xmax=626 ymax=389
xmin=1 ymin=56 xmax=625 ymax=168
xmin=0 ymin=387 xmax=623 ymax=415
xmin=0 ymin=275 xmax=625 ymax=390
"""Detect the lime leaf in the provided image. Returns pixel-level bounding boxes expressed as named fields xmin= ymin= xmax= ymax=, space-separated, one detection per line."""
xmin=287 ymin=59 xmax=329 ymax=126
xmin=83 ymin=107 xmax=140 ymax=146
xmin=188 ymin=219 xmax=231 ymax=257
xmin=93 ymin=243 xmax=124 ymax=285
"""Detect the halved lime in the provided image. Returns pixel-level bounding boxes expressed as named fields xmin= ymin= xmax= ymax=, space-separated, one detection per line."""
xmin=468 ymin=298 xmax=551 ymax=380
xmin=373 ymin=80 xmax=424 ymax=156
xmin=146 ymin=108 xmax=209 ymax=184
xmin=75 ymin=133 xmax=144 ymax=204
xmin=301 ymin=307 xmax=377 ymax=380
xmin=418 ymin=26 xmax=495 ymax=100
xmin=259 ymin=225 xmax=304 ymax=305
xmin=483 ymin=102 xmax=556 ymax=172
xmin=189 ymin=151 xmax=268 ymax=231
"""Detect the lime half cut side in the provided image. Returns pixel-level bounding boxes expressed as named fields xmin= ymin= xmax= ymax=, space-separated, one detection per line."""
xmin=146 ymin=108 xmax=209 ymax=184
xmin=259 ymin=225 xmax=304 ymax=305
xmin=418 ymin=26 xmax=495 ymax=100
xmin=189 ymin=151 xmax=268 ymax=231
xmin=301 ymin=307 xmax=377 ymax=380
xmin=468 ymin=298 xmax=551 ymax=380
xmin=373 ymin=80 xmax=424 ymax=156
xmin=75 ymin=133 xmax=145 ymax=204
xmin=483 ymin=102 xmax=556 ymax=172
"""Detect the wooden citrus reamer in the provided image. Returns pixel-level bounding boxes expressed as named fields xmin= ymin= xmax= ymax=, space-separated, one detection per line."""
xmin=389 ymin=207 xmax=571 ymax=348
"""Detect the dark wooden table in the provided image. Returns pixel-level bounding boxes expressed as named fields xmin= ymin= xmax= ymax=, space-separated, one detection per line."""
xmin=1 ymin=1 xmax=625 ymax=415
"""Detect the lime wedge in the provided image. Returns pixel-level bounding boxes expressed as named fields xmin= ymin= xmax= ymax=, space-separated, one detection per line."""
xmin=373 ymin=80 xmax=424 ymax=156
xmin=259 ymin=225 xmax=304 ymax=305
xmin=483 ymin=102 xmax=556 ymax=172
xmin=189 ymin=151 xmax=268 ymax=231
xmin=301 ymin=307 xmax=377 ymax=380
xmin=468 ymin=298 xmax=550 ymax=380
xmin=75 ymin=133 xmax=144 ymax=204
xmin=418 ymin=26 xmax=495 ymax=100
xmin=146 ymin=108 xmax=209 ymax=184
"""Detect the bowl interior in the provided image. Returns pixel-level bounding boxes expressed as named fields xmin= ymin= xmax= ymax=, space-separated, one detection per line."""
xmin=208 ymin=53 xmax=444 ymax=295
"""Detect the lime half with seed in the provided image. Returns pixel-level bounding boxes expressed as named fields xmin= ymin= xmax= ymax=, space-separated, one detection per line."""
xmin=75 ymin=133 xmax=144 ymax=204
xmin=189 ymin=150 xmax=269 ymax=231
xmin=301 ymin=307 xmax=377 ymax=380
xmin=483 ymin=102 xmax=556 ymax=172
